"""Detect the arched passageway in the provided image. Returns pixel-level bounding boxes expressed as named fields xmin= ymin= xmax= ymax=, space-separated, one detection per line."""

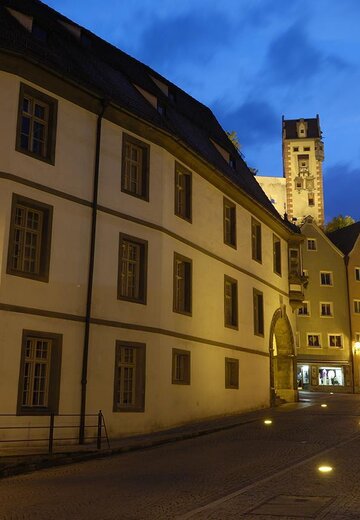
xmin=269 ymin=307 xmax=298 ymax=404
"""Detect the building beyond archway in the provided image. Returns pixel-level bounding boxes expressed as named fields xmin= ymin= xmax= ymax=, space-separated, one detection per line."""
xmin=269 ymin=307 xmax=298 ymax=404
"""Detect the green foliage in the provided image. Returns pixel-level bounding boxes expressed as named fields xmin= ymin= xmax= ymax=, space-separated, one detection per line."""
xmin=325 ymin=215 xmax=355 ymax=233
xmin=226 ymin=130 xmax=241 ymax=151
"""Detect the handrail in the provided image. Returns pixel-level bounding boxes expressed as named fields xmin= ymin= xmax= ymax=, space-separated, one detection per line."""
xmin=0 ymin=411 xmax=110 ymax=454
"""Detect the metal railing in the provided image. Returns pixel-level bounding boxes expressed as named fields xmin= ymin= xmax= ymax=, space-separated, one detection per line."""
xmin=0 ymin=410 xmax=110 ymax=454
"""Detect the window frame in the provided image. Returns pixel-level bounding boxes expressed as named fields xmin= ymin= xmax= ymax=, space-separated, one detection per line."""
xmin=225 ymin=358 xmax=239 ymax=389
xmin=253 ymin=288 xmax=264 ymax=337
xmin=223 ymin=198 xmax=237 ymax=248
xmin=251 ymin=218 xmax=262 ymax=263
xmin=16 ymin=83 xmax=58 ymax=165
xmin=320 ymin=271 xmax=333 ymax=286
xmin=328 ymin=334 xmax=343 ymax=348
xmin=354 ymin=300 xmax=360 ymax=314
xmin=224 ymin=275 xmax=238 ymax=329
xmin=17 ymin=330 xmax=62 ymax=416
xmin=307 ymin=238 xmax=317 ymax=251
xmin=355 ymin=267 xmax=360 ymax=282
xmin=173 ymin=253 xmax=192 ymax=316
xmin=7 ymin=193 xmax=53 ymax=283
xmin=172 ymin=348 xmax=191 ymax=385
xmin=113 ymin=341 xmax=146 ymax=413
xmin=307 ymin=333 xmax=321 ymax=348
xmin=273 ymin=234 xmax=282 ymax=276
xmin=121 ymin=133 xmax=150 ymax=201
xmin=117 ymin=233 xmax=148 ymax=304
xmin=297 ymin=301 xmax=310 ymax=317
xmin=174 ymin=162 xmax=192 ymax=222
xmin=320 ymin=301 xmax=333 ymax=317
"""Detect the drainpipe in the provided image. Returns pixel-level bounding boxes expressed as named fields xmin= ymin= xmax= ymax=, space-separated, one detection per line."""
xmin=345 ymin=256 xmax=356 ymax=393
xmin=79 ymin=99 xmax=108 ymax=444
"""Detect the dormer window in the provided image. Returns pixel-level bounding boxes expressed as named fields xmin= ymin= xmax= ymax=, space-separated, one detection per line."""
xmin=296 ymin=119 xmax=308 ymax=138
xmin=32 ymin=22 xmax=47 ymax=43
xmin=229 ymin=157 xmax=236 ymax=169
xmin=157 ymin=103 xmax=166 ymax=116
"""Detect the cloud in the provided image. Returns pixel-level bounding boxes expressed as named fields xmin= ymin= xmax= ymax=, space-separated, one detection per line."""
xmin=324 ymin=163 xmax=360 ymax=221
xmin=214 ymin=99 xmax=279 ymax=147
xmin=264 ymin=22 xmax=349 ymax=87
xmin=136 ymin=11 xmax=232 ymax=69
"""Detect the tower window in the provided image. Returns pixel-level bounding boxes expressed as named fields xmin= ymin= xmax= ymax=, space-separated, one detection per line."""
xmin=308 ymin=193 xmax=315 ymax=206
xmin=293 ymin=147 xmax=299 ymax=152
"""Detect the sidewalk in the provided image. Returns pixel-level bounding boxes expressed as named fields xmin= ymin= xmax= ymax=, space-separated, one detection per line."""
xmin=0 ymin=396 xmax=316 ymax=479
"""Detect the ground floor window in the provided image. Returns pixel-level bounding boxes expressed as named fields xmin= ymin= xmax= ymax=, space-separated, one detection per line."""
xmin=17 ymin=330 xmax=62 ymax=415
xmin=114 ymin=341 xmax=146 ymax=412
xmin=318 ymin=367 xmax=344 ymax=386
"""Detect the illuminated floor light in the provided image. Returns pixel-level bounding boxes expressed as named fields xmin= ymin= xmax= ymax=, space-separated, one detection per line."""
xmin=264 ymin=419 xmax=272 ymax=425
xmin=321 ymin=404 xmax=328 ymax=408
xmin=318 ymin=465 xmax=333 ymax=473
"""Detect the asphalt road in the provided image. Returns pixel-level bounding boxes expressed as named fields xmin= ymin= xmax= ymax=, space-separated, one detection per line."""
xmin=1 ymin=393 xmax=360 ymax=519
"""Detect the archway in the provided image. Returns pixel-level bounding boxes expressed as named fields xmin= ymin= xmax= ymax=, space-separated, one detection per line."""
xmin=269 ymin=307 xmax=298 ymax=405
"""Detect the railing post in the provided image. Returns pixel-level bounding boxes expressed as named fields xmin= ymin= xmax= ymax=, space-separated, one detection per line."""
xmin=48 ymin=413 xmax=55 ymax=454
xmin=97 ymin=410 xmax=102 ymax=450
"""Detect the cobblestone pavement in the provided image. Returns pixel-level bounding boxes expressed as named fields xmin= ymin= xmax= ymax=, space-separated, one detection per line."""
xmin=1 ymin=393 xmax=360 ymax=519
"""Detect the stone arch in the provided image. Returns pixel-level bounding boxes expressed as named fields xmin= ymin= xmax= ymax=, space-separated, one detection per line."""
xmin=269 ymin=307 xmax=297 ymax=405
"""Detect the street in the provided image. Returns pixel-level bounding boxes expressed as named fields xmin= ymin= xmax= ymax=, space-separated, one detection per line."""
xmin=1 ymin=393 xmax=360 ymax=519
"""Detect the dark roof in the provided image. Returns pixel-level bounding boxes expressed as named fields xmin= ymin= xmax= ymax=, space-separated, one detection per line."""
xmin=0 ymin=0 xmax=297 ymax=230
xmin=327 ymin=222 xmax=360 ymax=255
xmin=282 ymin=116 xmax=321 ymax=140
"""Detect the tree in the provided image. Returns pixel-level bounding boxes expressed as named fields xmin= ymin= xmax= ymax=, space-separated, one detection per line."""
xmin=325 ymin=215 xmax=355 ymax=233
xmin=226 ymin=130 xmax=241 ymax=151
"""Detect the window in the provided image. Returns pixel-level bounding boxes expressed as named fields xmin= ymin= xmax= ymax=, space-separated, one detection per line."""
xmin=225 ymin=358 xmax=239 ymax=389
xmin=175 ymin=163 xmax=192 ymax=221
xmin=16 ymin=83 xmax=57 ymax=164
xmin=329 ymin=335 xmax=343 ymax=348
xmin=17 ymin=331 xmax=62 ymax=415
xmin=308 ymin=193 xmax=315 ymax=206
xmin=173 ymin=253 xmax=192 ymax=315
xmin=7 ymin=194 xmax=53 ymax=282
xmin=307 ymin=238 xmax=317 ymax=251
xmin=354 ymin=300 xmax=360 ymax=314
xmin=172 ymin=349 xmax=190 ymax=385
xmin=297 ymin=301 xmax=310 ymax=316
xmin=223 ymin=198 xmax=236 ymax=248
xmin=113 ymin=341 xmax=146 ymax=412
xmin=320 ymin=302 xmax=333 ymax=317
xmin=355 ymin=268 xmax=360 ymax=281
xmin=307 ymin=334 xmax=321 ymax=348
xmin=302 ymin=269 xmax=309 ymax=277
xmin=289 ymin=248 xmax=300 ymax=274
xmin=295 ymin=177 xmax=302 ymax=190
xmin=251 ymin=218 xmax=262 ymax=263
xmin=224 ymin=276 xmax=238 ymax=329
xmin=121 ymin=133 xmax=150 ymax=200
xmin=253 ymin=289 xmax=264 ymax=336
xmin=304 ymin=147 xmax=310 ymax=151
xmin=273 ymin=235 xmax=281 ymax=275
xmin=306 ymin=178 xmax=314 ymax=190
xmin=320 ymin=271 xmax=333 ymax=286
xmin=355 ymin=333 xmax=360 ymax=343
xmin=293 ymin=147 xmax=299 ymax=152
xmin=118 ymin=234 xmax=147 ymax=304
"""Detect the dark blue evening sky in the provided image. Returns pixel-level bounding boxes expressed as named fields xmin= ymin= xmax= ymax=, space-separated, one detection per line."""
xmin=46 ymin=0 xmax=360 ymax=222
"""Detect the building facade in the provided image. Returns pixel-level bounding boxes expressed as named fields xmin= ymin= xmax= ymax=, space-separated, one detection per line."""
xmin=328 ymin=222 xmax=360 ymax=393
xmin=296 ymin=218 xmax=352 ymax=392
xmin=0 ymin=0 xmax=304 ymax=445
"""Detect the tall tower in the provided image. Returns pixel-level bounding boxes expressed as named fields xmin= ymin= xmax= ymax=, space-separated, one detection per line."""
xmin=282 ymin=115 xmax=325 ymax=226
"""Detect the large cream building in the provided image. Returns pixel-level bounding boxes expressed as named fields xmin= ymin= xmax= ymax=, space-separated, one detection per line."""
xmin=0 ymin=0 xmax=305 ymax=445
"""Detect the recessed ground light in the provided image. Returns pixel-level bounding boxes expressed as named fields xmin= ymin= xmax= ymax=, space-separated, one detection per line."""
xmin=321 ymin=404 xmax=327 ymax=408
xmin=330 ymin=392 xmax=334 ymax=395
xmin=318 ymin=465 xmax=333 ymax=473
xmin=264 ymin=419 xmax=272 ymax=425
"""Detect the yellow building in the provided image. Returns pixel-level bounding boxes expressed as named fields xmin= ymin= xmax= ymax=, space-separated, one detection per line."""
xmin=0 ymin=0 xmax=304 ymax=445
xmin=296 ymin=217 xmax=352 ymax=392
xmin=328 ymin=222 xmax=360 ymax=392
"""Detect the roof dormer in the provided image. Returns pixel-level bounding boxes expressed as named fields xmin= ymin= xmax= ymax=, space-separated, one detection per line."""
xmin=6 ymin=8 xmax=33 ymax=32
xmin=296 ymin=119 xmax=308 ymax=138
